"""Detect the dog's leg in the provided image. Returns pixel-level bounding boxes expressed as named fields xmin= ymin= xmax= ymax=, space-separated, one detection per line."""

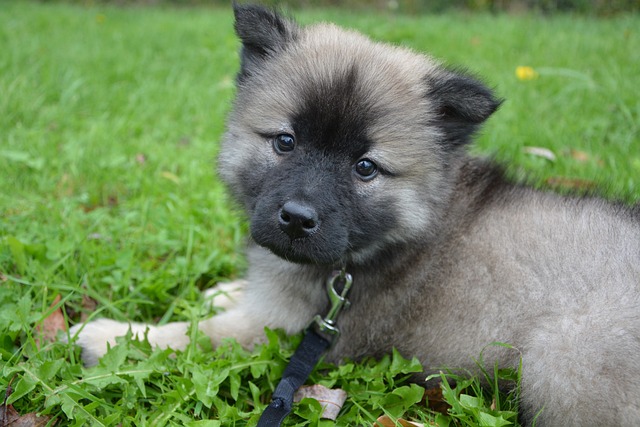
xmin=69 ymin=318 xmax=191 ymax=366
xmin=68 ymin=280 xmax=261 ymax=366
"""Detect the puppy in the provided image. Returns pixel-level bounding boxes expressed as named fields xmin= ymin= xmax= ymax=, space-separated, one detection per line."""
xmin=71 ymin=5 xmax=640 ymax=426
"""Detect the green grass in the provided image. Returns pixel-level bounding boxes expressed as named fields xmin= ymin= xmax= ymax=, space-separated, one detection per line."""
xmin=0 ymin=2 xmax=638 ymax=425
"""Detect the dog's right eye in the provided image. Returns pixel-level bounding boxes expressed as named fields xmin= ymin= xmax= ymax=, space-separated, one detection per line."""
xmin=273 ymin=134 xmax=296 ymax=154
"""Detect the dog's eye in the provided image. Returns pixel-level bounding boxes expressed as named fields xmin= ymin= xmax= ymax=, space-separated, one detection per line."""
xmin=354 ymin=158 xmax=378 ymax=180
xmin=273 ymin=134 xmax=295 ymax=154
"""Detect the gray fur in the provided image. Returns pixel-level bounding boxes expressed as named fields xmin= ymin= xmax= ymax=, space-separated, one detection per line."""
xmin=70 ymin=5 xmax=640 ymax=425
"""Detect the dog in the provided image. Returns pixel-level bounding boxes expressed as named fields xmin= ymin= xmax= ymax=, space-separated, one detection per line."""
xmin=70 ymin=4 xmax=640 ymax=425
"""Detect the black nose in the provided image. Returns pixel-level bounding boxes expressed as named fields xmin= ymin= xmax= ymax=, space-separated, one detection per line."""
xmin=279 ymin=201 xmax=320 ymax=239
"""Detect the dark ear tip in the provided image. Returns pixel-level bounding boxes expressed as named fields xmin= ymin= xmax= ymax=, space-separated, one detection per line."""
xmin=476 ymin=91 xmax=504 ymax=124
xmin=233 ymin=3 xmax=295 ymax=37
xmin=232 ymin=3 xmax=260 ymax=30
xmin=232 ymin=1 xmax=244 ymax=16
xmin=491 ymin=96 xmax=505 ymax=115
xmin=233 ymin=3 xmax=298 ymax=78
xmin=233 ymin=2 xmax=254 ymax=13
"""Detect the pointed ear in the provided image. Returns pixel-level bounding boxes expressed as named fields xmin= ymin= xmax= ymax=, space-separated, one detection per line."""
xmin=425 ymin=69 xmax=502 ymax=147
xmin=233 ymin=3 xmax=299 ymax=79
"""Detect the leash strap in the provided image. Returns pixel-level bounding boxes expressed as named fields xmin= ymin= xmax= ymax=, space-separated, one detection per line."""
xmin=257 ymin=329 xmax=330 ymax=426
xmin=257 ymin=270 xmax=352 ymax=427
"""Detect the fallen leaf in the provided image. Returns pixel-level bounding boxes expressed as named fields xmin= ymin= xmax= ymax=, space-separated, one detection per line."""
xmin=424 ymin=385 xmax=450 ymax=415
xmin=2 ymin=393 xmax=54 ymax=427
xmin=294 ymin=384 xmax=347 ymax=420
xmin=523 ymin=146 xmax=556 ymax=161
xmin=569 ymin=149 xmax=590 ymax=163
xmin=546 ymin=177 xmax=597 ymax=191
xmin=160 ymin=171 xmax=180 ymax=184
xmin=490 ymin=397 xmax=497 ymax=411
xmin=375 ymin=415 xmax=424 ymax=427
xmin=1 ymin=410 xmax=52 ymax=427
xmin=0 ymin=402 xmax=20 ymax=425
xmin=135 ymin=153 xmax=147 ymax=164
xmin=80 ymin=294 xmax=98 ymax=322
xmin=35 ymin=295 xmax=66 ymax=348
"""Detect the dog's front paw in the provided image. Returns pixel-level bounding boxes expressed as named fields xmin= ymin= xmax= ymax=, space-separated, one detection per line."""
xmin=68 ymin=318 xmax=135 ymax=367
xmin=68 ymin=319 xmax=191 ymax=367
xmin=204 ymin=280 xmax=247 ymax=310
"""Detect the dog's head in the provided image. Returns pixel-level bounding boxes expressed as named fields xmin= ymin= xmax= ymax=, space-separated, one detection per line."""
xmin=219 ymin=4 xmax=500 ymax=265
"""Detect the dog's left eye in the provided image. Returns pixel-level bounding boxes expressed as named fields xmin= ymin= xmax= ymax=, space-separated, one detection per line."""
xmin=354 ymin=158 xmax=378 ymax=180
xmin=273 ymin=134 xmax=296 ymax=154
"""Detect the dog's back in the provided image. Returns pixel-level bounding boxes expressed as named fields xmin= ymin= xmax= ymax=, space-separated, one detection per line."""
xmin=328 ymin=158 xmax=640 ymax=425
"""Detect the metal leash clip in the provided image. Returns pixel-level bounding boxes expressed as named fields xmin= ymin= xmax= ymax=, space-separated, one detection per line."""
xmin=309 ymin=269 xmax=353 ymax=345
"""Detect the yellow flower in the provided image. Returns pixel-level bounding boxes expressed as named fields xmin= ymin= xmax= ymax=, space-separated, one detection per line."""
xmin=516 ymin=66 xmax=538 ymax=81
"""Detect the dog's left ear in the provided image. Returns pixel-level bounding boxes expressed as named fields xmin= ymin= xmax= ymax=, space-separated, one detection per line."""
xmin=426 ymin=69 xmax=503 ymax=147
xmin=233 ymin=3 xmax=299 ymax=80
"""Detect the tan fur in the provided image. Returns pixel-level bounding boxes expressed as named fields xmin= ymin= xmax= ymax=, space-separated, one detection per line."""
xmin=69 ymin=6 xmax=640 ymax=425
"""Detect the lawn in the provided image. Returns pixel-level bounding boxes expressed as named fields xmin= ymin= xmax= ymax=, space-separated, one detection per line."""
xmin=0 ymin=2 xmax=638 ymax=426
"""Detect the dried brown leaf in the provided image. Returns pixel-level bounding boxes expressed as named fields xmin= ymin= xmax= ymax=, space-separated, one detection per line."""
xmin=107 ymin=195 xmax=119 ymax=207
xmin=424 ymin=385 xmax=450 ymax=415
xmin=0 ymin=403 xmax=53 ymax=427
xmin=569 ymin=149 xmax=590 ymax=163
xmin=80 ymin=294 xmax=98 ymax=323
xmin=0 ymin=402 xmax=20 ymax=425
xmin=546 ymin=176 xmax=597 ymax=191
xmin=135 ymin=153 xmax=147 ymax=165
xmin=35 ymin=295 xmax=66 ymax=348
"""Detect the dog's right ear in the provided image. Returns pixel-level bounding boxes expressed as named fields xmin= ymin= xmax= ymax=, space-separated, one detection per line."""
xmin=233 ymin=3 xmax=298 ymax=80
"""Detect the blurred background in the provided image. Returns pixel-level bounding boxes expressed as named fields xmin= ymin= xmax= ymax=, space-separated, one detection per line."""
xmin=33 ymin=0 xmax=640 ymax=15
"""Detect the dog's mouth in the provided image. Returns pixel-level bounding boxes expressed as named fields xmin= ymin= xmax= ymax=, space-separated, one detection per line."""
xmin=261 ymin=239 xmax=343 ymax=265
xmin=251 ymin=225 xmax=347 ymax=265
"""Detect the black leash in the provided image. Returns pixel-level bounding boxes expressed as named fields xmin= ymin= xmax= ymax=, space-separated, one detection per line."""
xmin=257 ymin=270 xmax=353 ymax=427
xmin=256 ymin=329 xmax=329 ymax=426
